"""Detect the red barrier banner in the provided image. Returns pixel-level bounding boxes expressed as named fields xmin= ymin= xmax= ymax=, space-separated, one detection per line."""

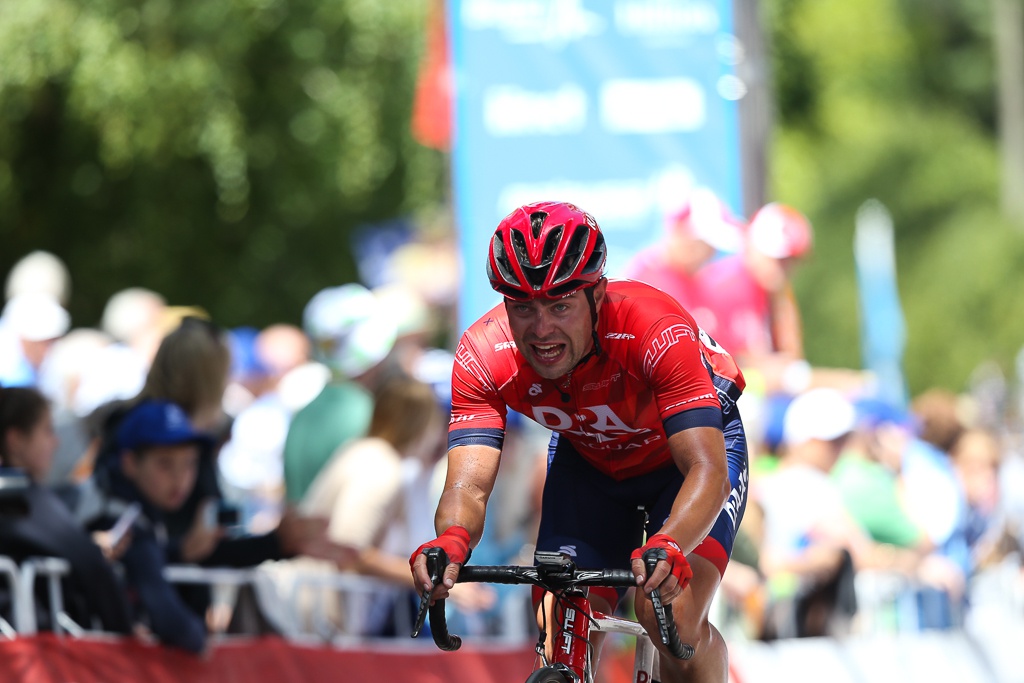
xmin=0 ymin=634 xmax=537 ymax=682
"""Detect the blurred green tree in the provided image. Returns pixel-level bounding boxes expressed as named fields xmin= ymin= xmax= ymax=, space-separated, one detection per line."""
xmin=0 ymin=0 xmax=444 ymax=327
xmin=766 ymin=0 xmax=1024 ymax=395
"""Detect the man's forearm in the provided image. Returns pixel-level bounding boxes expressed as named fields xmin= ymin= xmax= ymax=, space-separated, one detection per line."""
xmin=434 ymin=486 xmax=489 ymax=546
xmin=659 ymin=461 xmax=730 ymax=555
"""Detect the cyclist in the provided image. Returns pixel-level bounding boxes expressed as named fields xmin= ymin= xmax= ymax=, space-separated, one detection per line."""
xmin=411 ymin=201 xmax=748 ymax=683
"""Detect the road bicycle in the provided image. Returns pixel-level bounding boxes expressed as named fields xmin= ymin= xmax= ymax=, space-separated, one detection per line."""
xmin=412 ymin=548 xmax=693 ymax=683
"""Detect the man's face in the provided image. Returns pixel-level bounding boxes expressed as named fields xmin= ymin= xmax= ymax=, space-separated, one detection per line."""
xmin=504 ymin=280 xmax=606 ymax=380
xmin=122 ymin=444 xmax=200 ymax=512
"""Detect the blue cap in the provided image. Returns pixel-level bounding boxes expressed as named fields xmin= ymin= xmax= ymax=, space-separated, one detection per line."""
xmin=853 ymin=398 xmax=918 ymax=432
xmin=117 ymin=400 xmax=212 ymax=452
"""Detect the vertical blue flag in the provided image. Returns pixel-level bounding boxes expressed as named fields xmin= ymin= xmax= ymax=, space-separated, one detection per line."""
xmin=854 ymin=199 xmax=908 ymax=408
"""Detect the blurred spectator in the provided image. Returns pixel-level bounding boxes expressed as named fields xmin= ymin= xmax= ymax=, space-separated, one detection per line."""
xmin=832 ymin=400 xmax=927 ymax=549
xmin=72 ymin=288 xmax=168 ymax=417
xmin=101 ymin=287 xmax=167 ymax=359
xmin=911 ymin=388 xmax=966 ymax=454
xmin=754 ymin=387 xmax=863 ymax=639
xmin=0 ymin=386 xmax=133 ymax=635
xmin=4 ymin=250 xmax=71 ymax=306
xmin=373 ymin=283 xmax=434 ymax=376
xmin=283 ymin=284 xmax=398 ymax=504
xmin=834 ymin=398 xmax=967 ymax=629
xmin=35 ymin=328 xmax=112 ymax=491
xmin=88 ymin=399 xmax=214 ymax=653
xmin=219 ymin=323 xmax=322 ymax=533
xmin=298 ymin=376 xmax=445 ymax=635
xmin=0 ymin=293 xmax=71 ymax=388
xmin=82 ymin=316 xmax=341 ymax=625
xmin=623 ymin=187 xmax=744 ymax=312
xmin=904 ymin=389 xmax=968 ymax=559
xmin=950 ymin=428 xmax=1017 ymax=571
xmin=692 ymin=202 xmax=811 ymax=381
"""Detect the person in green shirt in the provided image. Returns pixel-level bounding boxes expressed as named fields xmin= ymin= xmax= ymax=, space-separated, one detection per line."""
xmin=283 ymin=285 xmax=398 ymax=504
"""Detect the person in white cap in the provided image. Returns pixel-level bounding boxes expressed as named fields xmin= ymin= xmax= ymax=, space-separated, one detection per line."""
xmin=0 ymin=292 xmax=71 ymax=387
xmin=750 ymin=387 xmax=866 ymax=637
xmin=4 ymin=250 xmax=71 ymax=306
xmin=282 ymin=284 xmax=399 ymax=504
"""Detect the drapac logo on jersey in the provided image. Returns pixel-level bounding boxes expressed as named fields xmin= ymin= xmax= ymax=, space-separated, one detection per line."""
xmin=528 ymin=383 xmax=543 ymax=396
xmin=533 ymin=404 xmax=642 ymax=433
xmin=531 ymin=404 xmax=659 ymax=451
xmin=643 ymin=323 xmax=696 ymax=375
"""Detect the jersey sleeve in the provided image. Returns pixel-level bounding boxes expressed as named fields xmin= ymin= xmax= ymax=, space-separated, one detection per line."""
xmin=448 ymin=333 xmax=508 ymax=452
xmin=637 ymin=313 xmax=723 ymax=436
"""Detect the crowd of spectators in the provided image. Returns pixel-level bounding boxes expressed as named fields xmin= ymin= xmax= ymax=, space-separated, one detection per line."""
xmin=1 ymin=195 xmax=1024 ymax=656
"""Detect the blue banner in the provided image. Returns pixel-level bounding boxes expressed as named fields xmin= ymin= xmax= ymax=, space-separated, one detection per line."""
xmin=448 ymin=0 xmax=745 ymax=330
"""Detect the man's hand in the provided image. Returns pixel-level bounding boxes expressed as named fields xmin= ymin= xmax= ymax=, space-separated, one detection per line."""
xmin=92 ymin=529 xmax=132 ymax=562
xmin=409 ymin=526 xmax=472 ymax=602
xmin=274 ymin=506 xmax=357 ymax=568
xmin=630 ymin=533 xmax=693 ymax=603
xmin=180 ymin=499 xmax=226 ymax=563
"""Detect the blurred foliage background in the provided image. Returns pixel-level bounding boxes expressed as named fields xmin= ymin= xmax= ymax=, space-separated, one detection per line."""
xmin=767 ymin=0 xmax=1024 ymax=394
xmin=0 ymin=0 xmax=444 ymax=325
xmin=1 ymin=0 xmax=1022 ymax=396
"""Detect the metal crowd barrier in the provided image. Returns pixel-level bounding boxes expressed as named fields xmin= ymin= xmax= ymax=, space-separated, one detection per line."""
xmin=0 ymin=555 xmax=79 ymax=637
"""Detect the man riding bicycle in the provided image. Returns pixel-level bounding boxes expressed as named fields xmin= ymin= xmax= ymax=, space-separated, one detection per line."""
xmin=411 ymin=201 xmax=749 ymax=683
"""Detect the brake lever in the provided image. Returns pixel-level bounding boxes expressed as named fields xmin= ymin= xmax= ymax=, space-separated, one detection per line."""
xmin=411 ymin=547 xmax=448 ymax=638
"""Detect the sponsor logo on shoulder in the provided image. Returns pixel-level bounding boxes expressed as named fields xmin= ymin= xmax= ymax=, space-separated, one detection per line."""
xmin=643 ymin=323 xmax=696 ymax=374
xmin=604 ymin=332 xmax=635 ymax=340
xmin=494 ymin=340 xmax=517 ymax=352
xmin=528 ymin=383 xmax=543 ymax=396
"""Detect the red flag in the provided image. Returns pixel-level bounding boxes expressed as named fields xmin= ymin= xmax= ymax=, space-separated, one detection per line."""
xmin=412 ymin=0 xmax=452 ymax=150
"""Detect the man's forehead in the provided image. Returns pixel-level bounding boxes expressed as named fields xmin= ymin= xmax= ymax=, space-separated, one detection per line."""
xmin=505 ymin=291 xmax=584 ymax=307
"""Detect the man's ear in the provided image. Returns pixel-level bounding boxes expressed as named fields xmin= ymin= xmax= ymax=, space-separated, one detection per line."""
xmin=593 ymin=278 xmax=609 ymax=309
xmin=121 ymin=450 xmax=138 ymax=480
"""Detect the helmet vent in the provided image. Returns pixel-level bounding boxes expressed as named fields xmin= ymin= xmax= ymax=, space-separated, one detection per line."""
xmin=551 ymin=224 xmax=589 ymax=285
xmin=529 ymin=212 xmax=548 ymax=239
xmin=491 ymin=233 xmax=520 ymax=286
xmin=582 ymin=231 xmax=606 ymax=275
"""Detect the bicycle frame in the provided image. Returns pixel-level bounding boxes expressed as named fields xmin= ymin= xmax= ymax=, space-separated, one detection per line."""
xmin=546 ymin=588 xmax=659 ymax=683
xmin=590 ymin=610 xmax=658 ymax=683
xmin=546 ymin=588 xmax=592 ymax=681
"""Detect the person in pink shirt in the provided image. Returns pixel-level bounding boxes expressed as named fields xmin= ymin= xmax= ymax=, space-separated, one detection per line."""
xmin=691 ymin=203 xmax=812 ymax=384
xmin=623 ymin=188 xmax=744 ymax=312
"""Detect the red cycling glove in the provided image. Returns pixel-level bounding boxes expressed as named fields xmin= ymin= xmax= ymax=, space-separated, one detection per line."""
xmin=630 ymin=533 xmax=693 ymax=590
xmin=409 ymin=525 xmax=472 ymax=570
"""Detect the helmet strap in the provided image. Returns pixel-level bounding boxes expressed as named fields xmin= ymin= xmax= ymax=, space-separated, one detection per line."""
xmin=572 ymin=283 xmax=602 ymax=369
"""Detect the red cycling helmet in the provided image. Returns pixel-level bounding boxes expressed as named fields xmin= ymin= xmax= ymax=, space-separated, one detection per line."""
xmin=487 ymin=201 xmax=607 ymax=301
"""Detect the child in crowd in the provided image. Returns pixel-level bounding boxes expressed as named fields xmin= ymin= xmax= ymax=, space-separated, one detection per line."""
xmin=88 ymin=399 xmax=215 ymax=653
xmin=0 ymin=386 xmax=133 ymax=634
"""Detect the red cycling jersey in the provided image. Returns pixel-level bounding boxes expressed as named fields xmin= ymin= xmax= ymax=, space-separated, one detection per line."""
xmin=448 ymin=279 xmax=745 ymax=480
